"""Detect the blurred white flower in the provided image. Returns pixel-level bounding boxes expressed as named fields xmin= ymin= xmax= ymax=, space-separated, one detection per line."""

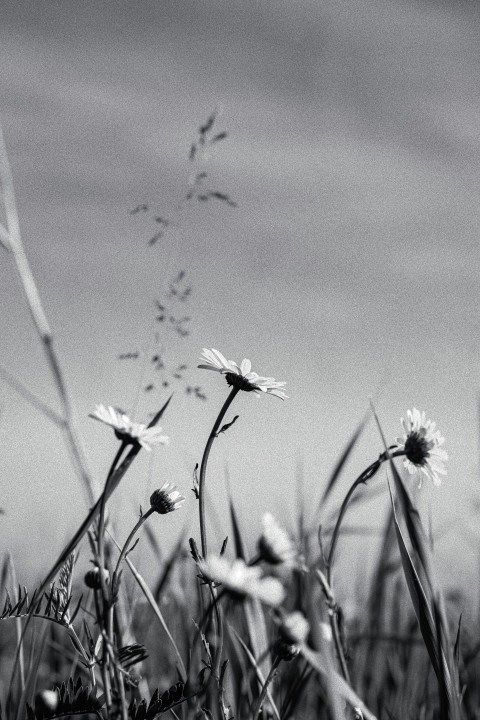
xmin=198 ymin=348 xmax=288 ymax=399
xmin=257 ymin=513 xmax=297 ymax=567
xmin=279 ymin=611 xmax=310 ymax=645
xmin=395 ymin=408 xmax=447 ymax=487
xmin=150 ymin=482 xmax=185 ymax=514
xmin=89 ymin=404 xmax=169 ymax=451
xmin=37 ymin=690 xmax=58 ymax=713
xmin=199 ymin=555 xmax=285 ymax=606
xmin=319 ymin=621 xmax=333 ymax=643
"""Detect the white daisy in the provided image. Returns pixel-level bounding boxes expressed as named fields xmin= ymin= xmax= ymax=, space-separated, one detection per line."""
xmin=279 ymin=611 xmax=310 ymax=645
xmin=257 ymin=513 xmax=297 ymax=567
xmin=150 ymin=482 xmax=186 ymax=514
xmin=89 ymin=404 xmax=169 ymax=451
xmin=199 ymin=555 xmax=285 ymax=607
xmin=37 ymin=691 xmax=58 ymax=713
xmin=198 ymin=348 xmax=288 ymax=399
xmin=395 ymin=408 xmax=447 ymax=487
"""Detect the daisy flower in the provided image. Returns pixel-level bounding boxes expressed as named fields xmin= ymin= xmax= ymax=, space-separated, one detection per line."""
xmin=274 ymin=611 xmax=310 ymax=661
xmin=150 ymin=483 xmax=186 ymax=514
xmin=199 ymin=555 xmax=285 ymax=607
xmin=257 ymin=513 xmax=297 ymax=567
xmin=198 ymin=348 xmax=288 ymax=399
xmin=279 ymin=611 xmax=310 ymax=646
xmin=395 ymin=408 xmax=447 ymax=487
xmin=89 ymin=404 xmax=169 ymax=451
xmin=37 ymin=691 xmax=58 ymax=713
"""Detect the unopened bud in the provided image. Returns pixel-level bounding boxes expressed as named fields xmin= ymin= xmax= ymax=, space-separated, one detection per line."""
xmin=84 ymin=567 xmax=110 ymax=589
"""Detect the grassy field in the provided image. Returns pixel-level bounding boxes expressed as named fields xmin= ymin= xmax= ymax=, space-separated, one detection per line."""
xmin=0 ymin=119 xmax=473 ymax=720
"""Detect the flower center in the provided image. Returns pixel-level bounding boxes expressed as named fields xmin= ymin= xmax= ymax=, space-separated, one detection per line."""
xmin=114 ymin=428 xmax=136 ymax=444
xmin=225 ymin=372 xmax=255 ymax=392
xmin=404 ymin=431 xmax=432 ymax=466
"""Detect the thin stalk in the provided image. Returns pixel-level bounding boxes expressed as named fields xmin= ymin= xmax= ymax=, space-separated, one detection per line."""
xmin=112 ymin=507 xmax=154 ymax=588
xmin=198 ymin=386 xmax=239 ymax=559
xmin=331 ymin=608 xmax=349 ymax=683
xmin=8 ymin=560 xmax=25 ymax=696
xmin=316 ymin=569 xmax=350 ymax=683
xmin=68 ymin=625 xmax=96 ymax=686
xmin=97 ymin=441 xmax=128 ymax=602
xmin=114 ymin=659 xmax=129 ymax=720
xmin=252 ymin=654 xmax=281 ymax=720
xmin=326 ymin=449 xmax=403 ymax=585
xmin=197 ymin=385 xmax=239 ymax=709
xmin=93 ymin=590 xmax=111 ymax=711
xmin=0 ymin=124 xmax=96 ymax=505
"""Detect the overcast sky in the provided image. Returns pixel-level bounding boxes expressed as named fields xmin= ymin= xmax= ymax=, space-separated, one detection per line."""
xmin=1 ymin=0 xmax=480 ymax=587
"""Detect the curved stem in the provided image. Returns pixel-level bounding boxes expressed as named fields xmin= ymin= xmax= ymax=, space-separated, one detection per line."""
xmin=198 ymin=387 xmax=239 ymax=558
xmin=326 ymin=449 xmax=404 ymax=585
xmin=112 ymin=507 xmax=154 ymax=588
xmin=252 ymin=654 xmax=281 ymax=720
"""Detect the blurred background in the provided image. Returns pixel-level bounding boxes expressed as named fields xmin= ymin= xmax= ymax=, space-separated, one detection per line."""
xmin=0 ymin=0 xmax=479 ymax=596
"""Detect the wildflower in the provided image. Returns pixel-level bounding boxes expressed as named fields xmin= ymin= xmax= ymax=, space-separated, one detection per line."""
xmin=36 ymin=690 xmax=58 ymax=713
xmin=279 ymin=611 xmax=310 ymax=645
xmin=89 ymin=404 xmax=169 ymax=451
xmin=395 ymin=408 xmax=447 ymax=487
xmin=274 ymin=611 xmax=309 ymax=661
xmin=199 ymin=555 xmax=285 ymax=606
xmin=150 ymin=483 xmax=186 ymax=514
xmin=198 ymin=348 xmax=288 ymax=399
xmin=257 ymin=513 xmax=297 ymax=566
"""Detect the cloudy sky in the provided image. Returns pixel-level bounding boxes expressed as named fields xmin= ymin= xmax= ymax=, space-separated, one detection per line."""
xmin=1 ymin=0 xmax=480 ymax=586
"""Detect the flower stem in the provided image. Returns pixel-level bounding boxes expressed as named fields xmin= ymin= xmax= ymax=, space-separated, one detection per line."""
xmin=112 ymin=507 xmax=154 ymax=589
xmin=326 ymin=449 xmax=403 ymax=586
xmin=97 ymin=441 xmax=128 ymax=601
xmin=198 ymin=387 xmax=239 ymax=558
xmin=316 ymin=569 xmax=350 ymax=683
xmin=252 ymin=654 xmax=281 ymax=720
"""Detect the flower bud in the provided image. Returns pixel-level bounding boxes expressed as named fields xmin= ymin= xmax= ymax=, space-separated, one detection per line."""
xmin=150 ymin=483 xmax=185 ymax=514
xmin=84 ymin=567 xmax=110 ymax=589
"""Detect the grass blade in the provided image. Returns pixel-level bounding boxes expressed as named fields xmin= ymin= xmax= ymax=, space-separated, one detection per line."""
xmin=228 ymin=624 xmax=280 ymax=720
xmin=372 ymin=405 xmax=461 ymax=720
xmin=318 ymin=405 xmax=372 ymax=508
xmin=300 ymin=645 xmax=377 ymax=720
xmin=124 ymin=555 xmax=187 ymax=682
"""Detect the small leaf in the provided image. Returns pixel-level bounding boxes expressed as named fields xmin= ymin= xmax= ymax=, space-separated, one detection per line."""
xmin=216 ymin=415 xmax=239 ymax=437
xmin=211 ymin=131 xmax=228 ymax=143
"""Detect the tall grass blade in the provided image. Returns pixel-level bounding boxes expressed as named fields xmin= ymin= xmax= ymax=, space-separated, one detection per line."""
xmin=228 ymin=494 xmax=246 ymax=562
xmin=243 ymin=599 xmax=271 ymax=684
xmin=318 ymin=405 xmax=371 ymax=508
xmin=153 ymin=532 xmax=186 ymax=602
xmin=300 ymin=645 xmax=377 ymax=720
xmin=228 ymin=625 xmax=280 ymax=720
xmin=124 ymin=555 xmax=187 ymax=682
